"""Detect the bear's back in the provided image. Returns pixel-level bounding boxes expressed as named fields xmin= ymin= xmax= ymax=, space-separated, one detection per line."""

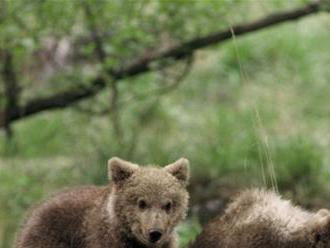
xmin=15 ymin=186 xmax=107 ymax=248
xmin=191 ymin=189 xmax=313 ymax=248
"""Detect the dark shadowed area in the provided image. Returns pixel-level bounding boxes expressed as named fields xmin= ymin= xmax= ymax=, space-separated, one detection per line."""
xmin=1 ymin=0 xmax=330 ymax=247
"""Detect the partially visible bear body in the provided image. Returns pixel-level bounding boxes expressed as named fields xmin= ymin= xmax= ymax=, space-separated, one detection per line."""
xmin=191 ymin=189 xmax=330 ymax=248
xmin=16 ymin=157 xmax=190 ymax=248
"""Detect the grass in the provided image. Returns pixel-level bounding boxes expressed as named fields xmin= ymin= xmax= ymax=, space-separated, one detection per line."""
xmin=1 ymin=12 xmax=330 ymax=248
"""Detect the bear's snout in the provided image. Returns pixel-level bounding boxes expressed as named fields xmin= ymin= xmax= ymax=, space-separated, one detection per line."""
xmin=148 ymin=229 xmax=163 ymax=243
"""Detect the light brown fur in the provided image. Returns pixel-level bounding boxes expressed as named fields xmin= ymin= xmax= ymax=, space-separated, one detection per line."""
xmin=15 ymin=157 xmax=190 ymax=248
xmin=191 ymin=189 xmax=330 ymax=248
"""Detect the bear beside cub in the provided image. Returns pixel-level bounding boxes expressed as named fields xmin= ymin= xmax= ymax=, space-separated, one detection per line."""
xmin=190 ymin=189 xmax=330 ymax=248
xmin=16 ymin=157 xmax=190 ymax=248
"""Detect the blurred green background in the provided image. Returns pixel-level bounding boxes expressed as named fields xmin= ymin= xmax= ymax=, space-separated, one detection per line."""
xmin=1 ymin=0 xmax=330 ymax=247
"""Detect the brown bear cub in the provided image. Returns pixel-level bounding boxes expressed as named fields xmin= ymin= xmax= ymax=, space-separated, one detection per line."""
xmin=191 ymin=189 xmax=330 ymax=248
xmin=16 ymin=157 xmax=190 ymax=248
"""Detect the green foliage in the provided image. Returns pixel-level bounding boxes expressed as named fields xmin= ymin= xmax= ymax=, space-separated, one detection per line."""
xmin=177 ymin=218 xmax=202 ymax=248
xmin=274 ymin=138 xmax=322 ymax=189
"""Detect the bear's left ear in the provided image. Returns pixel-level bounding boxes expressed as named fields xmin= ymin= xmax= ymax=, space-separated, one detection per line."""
xmin=108 ymin=157 xmax=139 ymax=185
xmin=164 ymin=158 xmax=190 ymax=186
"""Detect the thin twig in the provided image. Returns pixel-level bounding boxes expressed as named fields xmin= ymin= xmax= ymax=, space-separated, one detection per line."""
xmin=121 ymin=55 xmax=194 ymax=105
xmin=83 ymin=2 xmax=124 ymax=142
xmin=1 ymin=50 xmax=20 ymax=139
xmin=82 ymin=2 xmax=107 ymax=63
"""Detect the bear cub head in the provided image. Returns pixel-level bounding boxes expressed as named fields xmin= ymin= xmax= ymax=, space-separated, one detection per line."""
xmin=107 ymin=157 xmax=190 ymax=247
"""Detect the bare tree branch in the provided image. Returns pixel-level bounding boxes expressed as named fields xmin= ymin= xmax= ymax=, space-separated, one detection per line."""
xmin=0 ymin=1 xmax=323 ymax=127
xmin=0 ymin=77 xmax=105 ymax=126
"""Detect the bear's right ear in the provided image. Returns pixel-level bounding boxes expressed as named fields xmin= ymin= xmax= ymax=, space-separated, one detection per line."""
xmin=310 ymin=209 xmax=330 ymax=243
xmin=164 ymin=158 xmax=190 ymax=186
xmin=108 ymin=157 xmax=139 ymax=185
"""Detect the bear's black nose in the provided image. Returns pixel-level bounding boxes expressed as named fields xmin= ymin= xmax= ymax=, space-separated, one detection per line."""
xmin=149 ymin=229 xmax=163 ymax=243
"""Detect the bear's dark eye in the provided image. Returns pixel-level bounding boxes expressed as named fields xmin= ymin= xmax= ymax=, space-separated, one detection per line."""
xmin=163 ymin=201 xmax=172 ymax=213
xmin=138 ymin=199 xmax=147 ymax=210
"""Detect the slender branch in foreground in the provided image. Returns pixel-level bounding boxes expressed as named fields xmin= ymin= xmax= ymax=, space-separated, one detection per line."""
xmin=0 ymin=1 xmax=323 ymax=127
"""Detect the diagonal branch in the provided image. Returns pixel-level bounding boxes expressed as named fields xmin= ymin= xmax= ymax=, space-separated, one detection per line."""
xmin=0 ymin=1 xmax=323 ymax=127
xmin=109 ymin=1 xmax=322 ymax=79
